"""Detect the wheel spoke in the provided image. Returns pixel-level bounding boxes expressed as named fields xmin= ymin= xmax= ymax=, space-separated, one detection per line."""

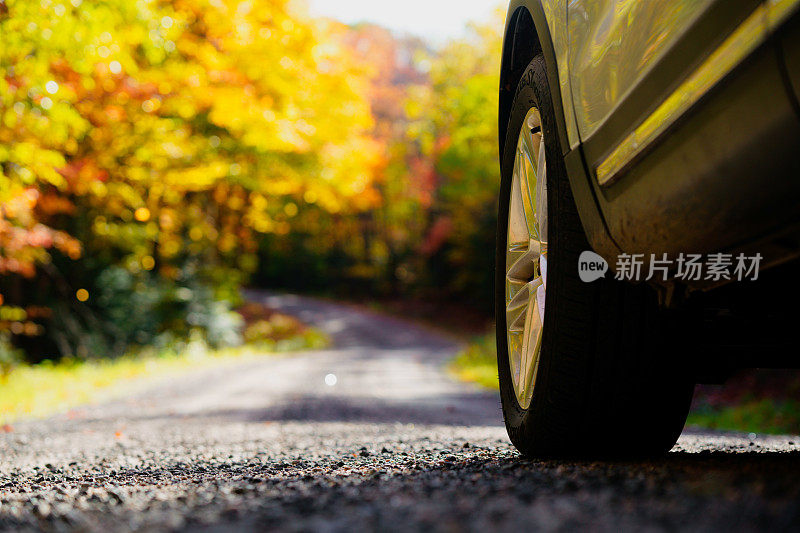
xmin=530 ymin=132 xmax=542 ymax=167
xmin=506 ymin=276 xmax=543 ymax=333
xmin=506 ymin=240 xmax=540 ymax=283
xmin=506 ymin=283 xmax=530 ymax=313
xmin=536 ymin=136 xmax=548 ymax=242
xmin=508 ymin=154 xmax=529 ymax=246
xmin=518 ymin=286 xmax=543 ymax=401
xmin=521 ymin=124 xmax=538 ymax=169
xmin=526 ymin=107 xmax=542 ymax=134
xmin=508 ymin=308 xmax=527 ymax=334
xmin=506 ymin=285 xmax=528 ymax=333
xmin=518 ymin=138 xmax=539 ymax=242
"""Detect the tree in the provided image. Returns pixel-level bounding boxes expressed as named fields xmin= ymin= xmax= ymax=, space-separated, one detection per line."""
xmin=0 ymin=0 xmax=381 ymax=359
xmin=406 ymin=13 xmax=504 ymax=306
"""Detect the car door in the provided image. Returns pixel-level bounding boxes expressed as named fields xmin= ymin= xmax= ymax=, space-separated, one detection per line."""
xmin=567 ymin=0 xmax=715 ymax=142
xmin=566 ymin=0 xmax=763 ymax=184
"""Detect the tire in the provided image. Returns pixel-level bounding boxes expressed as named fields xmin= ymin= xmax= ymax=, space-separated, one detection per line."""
xmin=495 ymin=56 xmax=694 ymax=458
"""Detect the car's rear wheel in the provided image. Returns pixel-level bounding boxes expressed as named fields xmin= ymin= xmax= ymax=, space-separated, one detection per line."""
xmin=495 ymin=56 xmax=695 ymax=458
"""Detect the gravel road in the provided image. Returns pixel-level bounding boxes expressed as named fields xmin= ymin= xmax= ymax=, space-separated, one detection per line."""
xmin=1 ymin=293 xmax=799 ymax=532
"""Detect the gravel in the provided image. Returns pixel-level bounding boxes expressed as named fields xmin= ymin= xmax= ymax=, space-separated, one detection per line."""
xmin=1 ymin=292 xmax=798 ymax=532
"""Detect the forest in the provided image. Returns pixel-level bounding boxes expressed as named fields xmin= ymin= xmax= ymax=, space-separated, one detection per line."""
xmin=0 ymin=0 xmax=503 ymax=368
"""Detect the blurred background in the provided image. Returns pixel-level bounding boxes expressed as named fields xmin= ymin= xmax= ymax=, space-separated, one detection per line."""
xmin=0 ymin=0 xmax=501 ymax=363
xmin=0 ymin=0 xmax=796 ymax=433
xmin=0 ymin=0 xmax=503 ymax=419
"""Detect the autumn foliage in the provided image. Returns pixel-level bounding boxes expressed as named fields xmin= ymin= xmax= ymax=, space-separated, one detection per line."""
xmin=0 ymin=0 xmax=503 ymax=363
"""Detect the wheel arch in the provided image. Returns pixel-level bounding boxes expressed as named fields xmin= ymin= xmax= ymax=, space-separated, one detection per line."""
xmin=499 ymin=1 xmax=568 ymax=157
xmin=499 ymin=1 xmax=624 ymax=265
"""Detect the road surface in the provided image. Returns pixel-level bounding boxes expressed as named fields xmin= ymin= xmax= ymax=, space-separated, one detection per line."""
xmin=1 ymin=293 xmax=799 ymax=531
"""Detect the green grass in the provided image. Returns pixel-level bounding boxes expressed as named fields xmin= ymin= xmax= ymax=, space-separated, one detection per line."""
xmin=687 ymin=399 xmax=800 ymax=435
xmin=0 ymin=329 xmax=329 ymax=425
xmin=449 ymin=330 xmax=499 ymax=390
xmin=451 ymin=329 xmax=799 ymax=435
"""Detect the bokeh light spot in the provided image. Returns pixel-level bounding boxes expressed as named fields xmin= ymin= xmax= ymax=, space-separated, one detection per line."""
xmin=134 ymin=207 xmax=151 ymax=222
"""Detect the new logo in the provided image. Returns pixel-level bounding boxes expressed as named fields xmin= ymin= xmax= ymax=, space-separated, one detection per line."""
xmin=578 ymin=251 xmax=608 ymax=283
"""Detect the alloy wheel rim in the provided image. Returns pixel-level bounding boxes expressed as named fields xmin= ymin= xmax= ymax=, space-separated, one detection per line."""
xmin=505 ymin=107 xmax=548 ymax=410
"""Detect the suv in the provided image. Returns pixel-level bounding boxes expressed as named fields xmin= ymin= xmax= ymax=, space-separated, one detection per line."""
xmin=496 ymin=0 xmax=800 ymax=456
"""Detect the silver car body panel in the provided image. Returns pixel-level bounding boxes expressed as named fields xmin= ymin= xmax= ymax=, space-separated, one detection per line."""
xmin=567 ymin=0 xmax=715 ymax=145
xmin=594 ymin=0 xmax=800 ymax=185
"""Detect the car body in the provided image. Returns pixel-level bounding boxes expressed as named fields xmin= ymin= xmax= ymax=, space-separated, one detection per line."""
xmin=499 ymin=0 xmax=800 ymax=292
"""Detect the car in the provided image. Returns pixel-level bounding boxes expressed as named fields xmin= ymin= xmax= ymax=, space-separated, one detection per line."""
xmin=495 ymin=0 xmax=800 ymax=457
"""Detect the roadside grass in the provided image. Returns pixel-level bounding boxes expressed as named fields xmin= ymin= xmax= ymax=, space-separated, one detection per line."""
xmin=687 ymin=399 xmax=800 ymax=435
xmin=449 ymin=330 xmax=499 ymax=390
xmin=451 ymin=329 xmax=800 ymax=435
xmin=0 ymin=316 xmax=328 ymax=426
